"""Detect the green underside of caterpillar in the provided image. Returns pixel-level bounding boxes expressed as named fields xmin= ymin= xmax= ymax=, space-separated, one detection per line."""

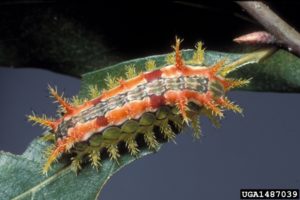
xmin=43 ymin=103 xmax=218 ymax=173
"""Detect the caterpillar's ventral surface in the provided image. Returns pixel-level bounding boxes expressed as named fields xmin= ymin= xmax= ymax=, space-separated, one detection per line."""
xmin=28 ymin=38 xmax=249 ymax=174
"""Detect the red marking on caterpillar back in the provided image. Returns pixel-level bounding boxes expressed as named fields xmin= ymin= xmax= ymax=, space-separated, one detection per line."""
xmin=96 ymin=116 xmax=109 ymax=127
xmin=149 ymin=95 xmax=166 ymax=109
xmin=28 ymin=37 xmax=248 ymax=174
xmin=143 ymin=70 xmax=162 ymax=82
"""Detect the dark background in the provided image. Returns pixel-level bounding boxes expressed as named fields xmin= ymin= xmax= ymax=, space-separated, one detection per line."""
xmin=0 ymin=1 xmax=300 ymax=200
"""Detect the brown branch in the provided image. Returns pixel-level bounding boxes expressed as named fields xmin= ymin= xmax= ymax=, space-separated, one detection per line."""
xmin=236 ymin=1 xmax=300 ymax=57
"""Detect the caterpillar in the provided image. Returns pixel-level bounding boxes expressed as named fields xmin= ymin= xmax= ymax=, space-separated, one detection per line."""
xmin=28 ymin=38 xmax=249 ymax=175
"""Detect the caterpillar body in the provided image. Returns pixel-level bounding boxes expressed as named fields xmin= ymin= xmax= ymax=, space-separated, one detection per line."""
xmin=28 ymin=38 xmax=248 ymax=174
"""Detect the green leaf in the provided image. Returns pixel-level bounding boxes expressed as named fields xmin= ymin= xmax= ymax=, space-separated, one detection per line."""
xmin=2 ymin=47 xmax=300 ymax=200
xmin=231 ymin=49 xmax=300 ymax=92
xmin=0 ymin=138 xmax=154 ymax=200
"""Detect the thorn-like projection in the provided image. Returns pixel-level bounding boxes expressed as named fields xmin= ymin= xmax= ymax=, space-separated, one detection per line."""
xmin=107 ymin=144 xmax=120 ymax=163
xmin=65 ymin=140 xmax=75 ymax=152
xmin=190 ymin=114 xmax=201 ymax=139
xmin=43 ymin=148 xmax=61 ymax=174
xmin=43 ymin=144 xmax=56 ymax=158
xmin=219 ymin=65 xmax=235 ymax=77
xmin=88 ymin=85 xmax=101 ymax=99
xmin=209 ymin=59 xmax=226 ymax=75
xmin=48 ymin=85 xmax=75 ymax=115
xmin=126 ymin=137 xmax=140 ymax=156
xmin=223 ymin=78 xmax=251 ymax=91
xmin=217 ymin=97 xmax=243 ymax=114
xmin=173 ymin=37 xmax=186 ymax=70
xmin=71 ymin=95 xmax=86 ymax=106
xmin=42 ymin=138 xmax=72 ymax=174
xmin=71 ymin=157 xmax=82 ymax=173
xmin=105 ymin=73 xmax=120 ymax=89
xmin=89 ymin=149 xmax=101 ymax=169
xmin=145 ymin=59 xmax=156 ymax=71
xmin=27 ymin=112 xmax=57 ymax=130
xmin=177 ymin=97 xmax=190 ymax=125
xmin=165 ymin=52 xmax=175 ymax=65
xmin=160 ymin=119 xmax=176 ymax=142
xmin=144 ymin=130 xmax=159 ymax=150
xmin=190 ymin=41 xmax=205 ymax=65
xmin=203 ymin=100 xmax=224 ymax=118
xmin=125 ymin=64 xmax=138 ymax=79
xmin=201 ymin=108 xmax=221 ymax=128
xmin=191 ymin=92 xmax=224 ymax=118
xmin=169 ymin=114 xmax=184 ymax=131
